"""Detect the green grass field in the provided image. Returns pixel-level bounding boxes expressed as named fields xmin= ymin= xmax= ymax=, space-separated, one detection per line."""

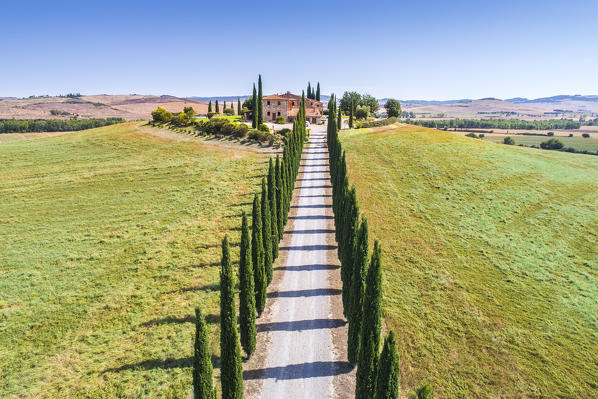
xmin=341 ymin=124 xmax=598 ymax=398
xmin=0 ymin=122 xmax=266 ymax=398
xmin=480 ymin=133 xmax=598 ymax=152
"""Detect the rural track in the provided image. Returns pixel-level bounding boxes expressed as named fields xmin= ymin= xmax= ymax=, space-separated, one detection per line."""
xmin=244 ymin=125 xmax=354 ymax=398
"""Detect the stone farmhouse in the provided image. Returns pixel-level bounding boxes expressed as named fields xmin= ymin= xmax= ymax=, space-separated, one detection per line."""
xmin=263 ymin=92 xmax=323 ymax=124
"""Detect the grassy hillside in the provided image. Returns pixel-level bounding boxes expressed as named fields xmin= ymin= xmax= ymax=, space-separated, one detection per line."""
xmin=480 ymin=134 xmax=598 ymax=152
xmin=341 ymin=124 xmax=598 ymax=398
xmin=0 ymin=123 xmax=265 ymax=398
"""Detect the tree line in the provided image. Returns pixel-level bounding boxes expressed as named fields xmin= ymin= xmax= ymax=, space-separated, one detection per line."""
xmin=0 ymin=118 xmax=124 ymax=133
xmin=405 ymin=118 xmax=582 ymax=130
xmin=306 ymin=81 xmax=321 ymax=101
xmin=327 ymin=96 xmax=431 ymax=399
xmin=192 ymin=96 xmax=308 ymax=399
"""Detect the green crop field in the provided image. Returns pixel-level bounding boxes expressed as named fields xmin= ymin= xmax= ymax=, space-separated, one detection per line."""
xmin=341 ymin=124 xmax=598 ymax=398
xmin=480 ymin=134 xmax=598 ymax=153
xmin=0 ymin=122 xmax=266 ymax=398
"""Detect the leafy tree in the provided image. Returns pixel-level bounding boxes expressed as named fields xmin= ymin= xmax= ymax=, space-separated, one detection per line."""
xmin=193 ymin=307 xmax=216 ymax=399
xmin=184 ymin=106 xmax=196 ymax=118
xmin=362 ymin=94 xmax=379 ymax=113
xmin=243 ymin=96 xmax=254 ymax=111
xmin=316 ymin=82 xmax=321 ymax=101
xmin=151 ymin=107 xmax=172 ymax=123
xmin=409 ymin=381 xmax=433 ymax=399
xmin=341 ymin=92 xmax=362 ymax=114
xmin=268 ymin=158 xmax=279 ymax=260
xmin=215 ymin=100 xmax=220 ymax=114
xmin=239 ymin=212 xmax=256 ymax=357
xmin=348 ymin=216 xmax=369 ymax=365
xmin=261 ymin=179 xmax=273 ymax=284
xmin=258 ymin=75 xmax=263 ymax=125
xmin=375 ymin=331 xmax=400 ymax=399
xmin=219 ymin=235 xmax=243 ymax=399
xmin=356 ymin=240 xmax=383 ymax=399
xmin=503 ymin=136 xmax=515 ymax=145
xmin=251 ymin=194 xmax=266 ymax=314
xmin=540 ymin=138 xmax=564 ymax=150
xmin=355 ymin=105 xmax=370 ymax=120
xmin=385 ymin=99 xmax=402 ymax=118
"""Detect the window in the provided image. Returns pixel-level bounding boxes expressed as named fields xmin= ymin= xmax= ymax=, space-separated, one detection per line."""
xmin=267 ymin=101 xmax=270 ymax=105
xmin=278 ymin=111 xmax=281 ymax=116
xmin=292 ymin=101 xmax=295 ymax=106
xmin=267 ymin=112 xmax=270 ymax=116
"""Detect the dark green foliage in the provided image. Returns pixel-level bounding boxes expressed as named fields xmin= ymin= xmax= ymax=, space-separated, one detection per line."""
xmin=275 ymin=155 xmax=284 ymax=240
xmin=307 ymin=82 xmax=312 ymax=99
xmin=237 ymin=97 xmax=241 ymax=116
xmin=384 ymin=99 xmax=402 ymax=118
xmin=258 ymin=75 xmax=263 ymax=125
xmin=409 ymin=381 xmax=433 ymax=399
xmin=268 ymin=158 xmax=279 ymax=260
xmin=349 ymin=99 xmax=354 ymax=128
xmin=252 ymin=194 xmax=266 ymax=315
xmin=375 ymin=331 xmax=400 ymax=399
xmin=208 ymin=101 xmax=212 ymax=113
xmin=219 ymin=235 xmax=243 ymax=399
xmin=316 ymin=82 xmax=321 ymax=101
xmin=252 ymin=84 xmax=258 ymax=129
xmin=356 ymin=240 xmax=383 ymax=399
xmin=239 ymin=212 xmax=256 ymax=357
xmin=0 ymin=118 xmax=125 ymax=133
xmin=407 ymin=118 xmax=581 ymax=130
xmin=215 ymin=100 xmax=220 ymax=114
xmin=338 ymin=107 xmax=342 ymax=130
xmin=504 ymin=136 xmax=515 ymax=145
xmin=193 ymin=307 xmax=216 ymax=399
xmin=261 ymin=179 xmax=273 ymax=284
xmin=348 ymin=216 xmax=369 ymax=365
xmin=540 ymin=138 xmax=564 ymax=150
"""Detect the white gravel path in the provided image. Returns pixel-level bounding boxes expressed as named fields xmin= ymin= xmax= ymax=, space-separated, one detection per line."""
xmin=244 ymin=126 xmax=352 ymax=398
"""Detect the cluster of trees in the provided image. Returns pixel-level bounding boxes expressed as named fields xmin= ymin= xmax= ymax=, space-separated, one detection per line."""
xmin=384 ymin=99 xmax=402 ymax=118
xmin=327 ymin=97 xmax=404 ymax=399
xmin=340 ymin=92 xmax=379 ymax=117
xmin=192 ymin=97 xmax=308 ymax=398
xmin=151 ymin=106 xmax=197 ymax=125
xmin=207 ymin=100 xmax=238 ymax=116
xmin=306 ymin=82 xmax=321 ymax=101
xmin=357 ymin=117 xmax=398 ymax=129
xmin=406 ymin=118 xmax=582 ymax=130
xmin=0 ymin=117 xmax=124 ymax=133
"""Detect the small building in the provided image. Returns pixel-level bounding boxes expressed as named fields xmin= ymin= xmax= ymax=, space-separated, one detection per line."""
xmin=263 ymin=92 xmax=323 ymax=124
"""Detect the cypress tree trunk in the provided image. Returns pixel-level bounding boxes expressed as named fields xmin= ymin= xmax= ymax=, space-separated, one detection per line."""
xmin=239 ymin=212 xmax=256 ymax=357
xmin=268 ymin=158 xmax=279 ymax=260
xmin=193 ymin=307 xmax=216 ymax=399
xmin=261 ymin=179 xmax=273 ymax=285
xmin=252 ymin=194 xmax=266 ymax=315
xmin=356 ymin=240 xmax=383 ymax=399
xmin=258 ymin=75 xmax=263 ymax=125
xmin=348 ymin=216 xmax=369 ymax=365
xmin=275 ymin=155 xmax=284 ymax=240
xmin=375 ymin=331 xmax=400 ymax=399
xmin=252 ymin=84 xmax=257 ymax=129
xmin=219 ymin=236 xmax=244 ymax=399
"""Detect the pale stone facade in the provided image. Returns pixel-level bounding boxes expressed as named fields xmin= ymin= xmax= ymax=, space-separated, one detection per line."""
xmin=263 ymin=92 xmax=323 ymax=124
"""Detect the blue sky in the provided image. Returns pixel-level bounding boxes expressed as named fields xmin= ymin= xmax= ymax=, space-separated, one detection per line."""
xmin=1 ymin=0 xmax=597 ymax=100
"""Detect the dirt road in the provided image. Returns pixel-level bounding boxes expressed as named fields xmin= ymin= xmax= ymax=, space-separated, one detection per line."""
xmin=244 ymin=126 xmax=354 ymax=398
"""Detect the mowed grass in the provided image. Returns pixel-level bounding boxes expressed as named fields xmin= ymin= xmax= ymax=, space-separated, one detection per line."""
xmin=480 ymin=134 xmax=598 ymax=152
xmin=341 ymin=124 xmax=598 ymax=398
xmin=0 ymin=122 xmax=266 ymax=398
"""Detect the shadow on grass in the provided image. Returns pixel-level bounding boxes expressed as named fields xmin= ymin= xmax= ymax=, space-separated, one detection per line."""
xmin=140 ymin=313 xmax=220 ymax=327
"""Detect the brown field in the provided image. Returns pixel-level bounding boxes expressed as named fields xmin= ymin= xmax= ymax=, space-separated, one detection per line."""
xmin=0 ymin=95 xmax=208 ymax=120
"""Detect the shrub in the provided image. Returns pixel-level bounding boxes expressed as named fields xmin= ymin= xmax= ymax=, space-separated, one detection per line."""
xmin=223 ymin=108 xmax=235 ymax=115
xmin=540 ymin=138 xmax=564 ymax=150
xmin=275 ymin=115 xmax=286 ymax=124
xmin=479 ymin=134 xmax=485 ymax=138
xmin=503 ymin=137 xmax=515 ymax=145
xmin=465 ymin=133 xmax=478 ymax=138
xmin=258 ymin=123 xmax=270 ymax=133
xmin=151 ymin=107 xmax=172 ymax=123
xmin=547 ymin=132 xmax=554 ymax=136
xmin=569 ymin=133 xmax=574 ymax=137
xmin=582 ymin=133 xmax=590 ymax=138
xmin=359 ymin=117 xmax=398 ymax=129
xmin=277 ymin=128 xmax=291 ymax=137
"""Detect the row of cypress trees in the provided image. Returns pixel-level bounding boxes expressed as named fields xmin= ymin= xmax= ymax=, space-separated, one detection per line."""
xmin=192 ymin=96 xmax=308 ymax=398
xmin=327 ymin=97 xmax=400 ymax=399
xmin=306 ymin=81 xmax=321 ymax=101
xmin=250 ymin=75 xmax=264 ymax=128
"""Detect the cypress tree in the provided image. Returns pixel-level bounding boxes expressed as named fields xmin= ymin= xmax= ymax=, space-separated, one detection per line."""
xmin=216 ymin=100 xmax=220 ymax=113
xmin=219 ymin=235 xmax=243 ymax=399
xmin=208 ymin=101 xmax=212 ymax=113
xmin=251 ymin=194 xmax=266 ymax=315
xmin=375 ymin=331 xmax=400 ymax=399
xmin=281 ymin=159 xmax=288 ymax=225
xmin=316 ymin=82 xmax=321 ymax=101
xmin=349 ymin=99 xmax=354 ymax=128
xmin=275 ymin=155 xmax=284 ymax=239
xmin=223 ymin=101 xmax=227 ymax=110
xmin=237 ymin=97 xmax=241 ymax=116
xmin=268 ymin=158 xmax=279 ymax=260
xmin=307 ymin=82 xmax=311 ymax=99
xmin=257 ymin=75 xmax=263 ymax=125
xmin=342 ymin=187 xmax=359 ymax=319
xmin=356 ymin=240 xmax=383 ymax=399
xmin=261 ymin=179 xmax=273 ymax=284
xmin=338 ymin=106 xmax=342 ymax=130
xmin=193 ymin=307 xmax=216 ymax=399
xmin=348 ymin=216 xmax=369 ymax=365
xmin=239 ymin=212 xmax=256 ymax=357
xmin=252 ymin=84 xmax=257 ymax=129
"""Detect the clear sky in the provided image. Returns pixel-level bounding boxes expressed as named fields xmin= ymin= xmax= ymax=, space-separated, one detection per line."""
xmin=2 ymin=0 xmax=597 ymax=100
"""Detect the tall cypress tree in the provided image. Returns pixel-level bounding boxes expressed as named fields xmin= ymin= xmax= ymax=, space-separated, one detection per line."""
xmin=252 ymin=84 xmax=257 ymax=129
xmin=349 ymin=99 xmax=354 ymax=128
xmin=219 ymin=235 xmax=243 ymax=399
xmin=356 ymin=240 xmax=383 ymax=399
xmin=239 ymin=212 xmax=256 ymax=357
xmin=215 ymin=100 xmax=220 ymax=114
xmin=342 ymin=186 xmax=359 ymax=318
xmin=338 ymin=106 xmax=342 ymax=130
xmin=275 ymin=155 xmax=284 ymax=239
xmin=223 ymin=101 xmax=227 ymax=110
xmin=257 ymin=75 xmax=263 ymax=125
xmin=208 ymin=101 xmax=212 ymax=113
xmin=237 ymin=97 xmax=241 ymax=116
xmin=261 ymin=179 xmax=273 ymax=284
xmin=193 ymin=307 xmax=216 ymax=399
xmin=307 ymin=82 xmax=312 ymax=99
xmin=375 ymin=331 xmax=400 ymax=399
xmin=251 ymin=193 xmax=266 ymax=315
xmin=348 ymin=216 xmax=369 ymax=365
xmin=316 ymin=82 xmax=321 ymax=101
xmin=268 ymin=158 xmax=279 ymax=260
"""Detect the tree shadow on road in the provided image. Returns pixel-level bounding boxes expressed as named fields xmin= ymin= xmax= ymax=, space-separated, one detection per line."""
xmin=243 ymin=360 xmax=353 ymax=380
xmin=267 ymin=288 xmax=341 ymax=298
xmin=256 ymin=318 xmax=345 ymax=332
